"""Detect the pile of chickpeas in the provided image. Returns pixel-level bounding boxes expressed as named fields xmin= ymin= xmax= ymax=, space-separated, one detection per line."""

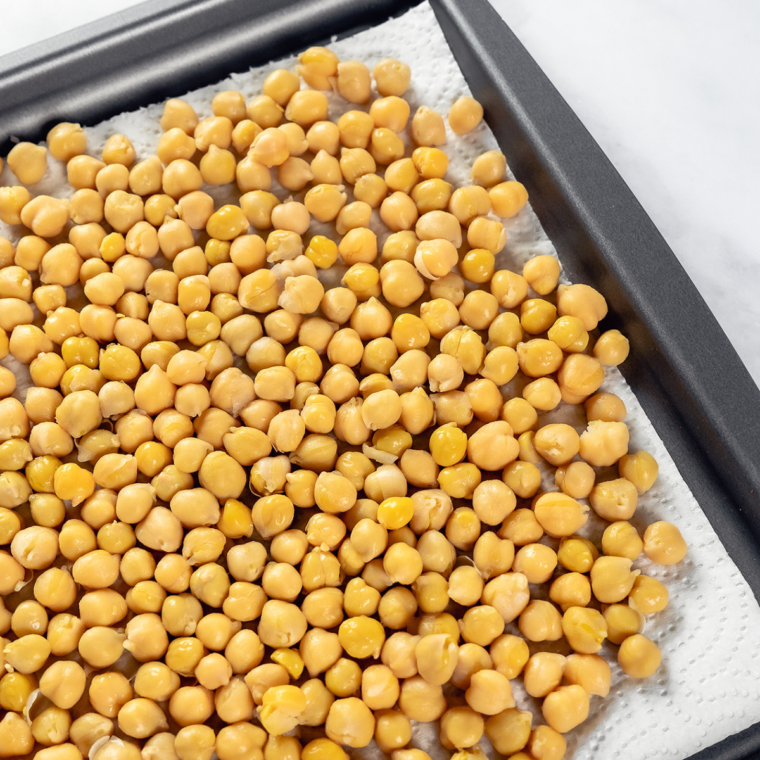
xmin=0 ymin=44 xmax=688 ymax=760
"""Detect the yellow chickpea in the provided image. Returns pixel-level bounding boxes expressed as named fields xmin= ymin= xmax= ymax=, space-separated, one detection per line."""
xmin=586 ymin=391 xmax=627 ymax=422
xmin=618 ymin=634 xmax=662 ymax=678
xmin=373 ymin=58 xmax=411 ymax=96
xmin=619 ymin=450 xmax=659 ymax=493
xmin=448 ymin=96 xmax=484 ymax=134
xmin=643 ymin=521 xmax=688 ymax=564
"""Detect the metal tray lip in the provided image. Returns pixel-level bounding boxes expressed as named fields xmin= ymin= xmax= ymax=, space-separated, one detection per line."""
xmin=0 ymin=0 xmax=191 ymax=72
xmin=0 ymin=0 xmax=421 ymax=151
xmin=1 ymin=0 xmax=759 ymax=756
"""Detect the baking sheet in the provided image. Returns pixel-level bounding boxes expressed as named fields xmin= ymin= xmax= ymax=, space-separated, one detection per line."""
xmin=2 ymin=3 xmax=760 ymax=758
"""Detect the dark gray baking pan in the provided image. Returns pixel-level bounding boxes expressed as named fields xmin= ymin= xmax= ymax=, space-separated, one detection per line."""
xmin=1 ymin=0 xmax=759 ymax=757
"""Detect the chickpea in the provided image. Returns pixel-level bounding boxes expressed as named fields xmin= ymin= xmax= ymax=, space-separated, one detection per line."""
xmin=258 ymin=69 xmax=299 ymax=110
xmin=370 ymin=127 xmax=405 ymax=165
xmin=590 ymin=556 xmax=640 ymax=603
xmin=398 ymin=675 xmax=446 ymax=723
xmin=618 ymin=633 xmax=662 ymax=678
xmin=598 ymin=604 xmax=640 ymax=644
xmin=30 ymin=705 xmax=71 ymax=747
xmin=0 ymin=712 xmax=34 ymax=757
xmin=629 ymin=574 xmax=669 ymax=615
xmin=467 ymin=420 xmax=519 ymax=471
xmin=554 ymin=461 xmax=594 ymax=500
xmin=619 ymin=450 xmax=659 ymax=493
xmin=593 ymin=327 xmax=631 ymax=366
xmin=323 ymin=657 xmax=362 ymax=699
xmin=560 ymin=606 xmax=607 ymax=654
xmin=79 ymin=626 xmax=126 ymax=668
xmin=325 ymin=697 xmax=375 ymax=748
xmin=11 ymin=600 xmax=47 ymax=637
xmin=557 ymin=536 xmax=598 ymax=573
xmin=439 ymin=706 xmax=484 ymax=750
xmin=358 ymin=664 xmax=398 ymax=712
xmin=588 ymin=478 xmax=638 ymax=524
xmin=482 ymin=572 xmax=531 ymax=624
xmin=0 ymin=669 xmax=37 ymax=712
xmin=378 ymin=586 xmax=418 ymax=629
xmin=368 ymin=56 xmax=409 ymax=95
xmin=169 ymin=685 xmax=215 ymax=727
xmin=518 ymin=598 xmax=563 ymax=642
xmin=579 ymin=420 xmax=629 ymax=467
xmin=236 ymin=152 xmax=271 ymax=192
xmin=18 ymin=236 xmax=52 ymax=274
xmin=7 ymin=141 xmax=48 ymax=184
xmin=448 ymin=96 xmax=484 ymax=134
xmin=372 ymin=709 xmax=411 ymax=753
xmin=521 ymin=651 xmax=566 ymax=699
xmin=25 ymin=388 xmax=63 ymax=428
xmin=549 ymin=572 xmax=591 ymax=612
xmin=600 ymin=521 xmax=642 ymax=562
xmin=0 ymin=186 xmax=31 ymax=225
xmin=643 ymin=520 xmax=688 ymax=564
xmin=556 ymin=282 xmax=608 ymax=331
xmin=533 ymin=492 xmax=588 ymax=538
xmin=558 ymin=354 xmax=605 ymax=403
xmin=516 ymin=338 xmax=563 ymax=377
xmin=484 ymin=708 xmax=533 ymax=756
xmin=294 ymin=45 xmax=338 ymax=90
xmin=519 ymin=296 xmax=556 ymax=333
xmin=517 ymin=430 xmax=541 ymax=464
xmin=129 ymin=155 xmax=163 ymax=196
xmin=46 ymin=121 xmax=87 ymax=159
xmin=409 ymin=105 xmax=445 ymax=146
xmin=47 ymin=614 xmax=85 ymax=657
xmin=542 ymin=684 xmax=590 ymax=735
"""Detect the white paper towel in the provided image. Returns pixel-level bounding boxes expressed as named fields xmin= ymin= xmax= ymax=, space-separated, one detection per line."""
xmin=2 ymin=3 xmax=759 ymax=759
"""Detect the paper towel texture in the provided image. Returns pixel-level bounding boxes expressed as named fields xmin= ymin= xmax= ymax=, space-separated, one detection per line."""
xmin=1 ymin=3 xmax=759 ymax=758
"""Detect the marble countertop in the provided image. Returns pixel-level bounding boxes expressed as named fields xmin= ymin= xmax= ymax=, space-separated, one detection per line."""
xmin=1 ymin=0 xmax=758 ymax=386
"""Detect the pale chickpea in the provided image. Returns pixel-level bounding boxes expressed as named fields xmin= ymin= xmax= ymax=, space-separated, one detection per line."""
xmin=643 ymin=521 xmax=688 ymax=564
xmin=579 ymin=420 xmax=630 ymax=467
xmin=619 ymin=450 xmax=659 ymax=493
xmin=549 ymin=571 xmax=592 ymax=612
xmin=589 ymin=477 xmax=638 ymax=521
xmin=47 ymin=122 xmax=87 ymax=160
xmin=556 ymin=283 xmax=608 ymax=331
xmin=601 ymin=520 xmax=643 ymax=561
xmin=231 ymin=118 xmax=263 ymax=156
xmin=8 ymin=142 xmax=48 ymax=184
xmin=373 ymin=58 xmax=411 ymax=96
xmin=0 ymin=186 xmax=31 ymax=225
xmin=380 ymin=260 xmax=425 ymax=308
xmin=562 ymin=606 xmax=608 ymax=653
xmin=542 ymin=685 xmax=590 ymax=735
xmin=523 ymin=652 xmax=566 ymax=698
xmin=285 ymin=90 xmax=329 ymax=127
xmin=618 ymin=634 xmax=661 ymax=678
xmin=335 ymin=59 xmax=371 ymax=103
xmin=411 ymin=106 xmax=446 ymax=146
xmin=590 ymin=556 xmax=640 ymax=603
xmin=555 ymin=461 xmax=595 ymax=499
xmin=264 ymin=68 xmax=300 ymax=106
xmin=471 ymin=150 xmax=507 ymax=187
xmin=564 ymin=653 xmax=611 ymax=699
xmin=586 ymin=391 xmax=627 ymax=422
xmin=308 ymin=150 xmax=340 ymax=187
xmin=448 ymin=96 xmax=484 ymax=134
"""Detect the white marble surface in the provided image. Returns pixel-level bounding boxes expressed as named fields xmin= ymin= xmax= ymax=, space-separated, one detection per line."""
xmin=1 ymin=0 xmax=758 ymax=385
